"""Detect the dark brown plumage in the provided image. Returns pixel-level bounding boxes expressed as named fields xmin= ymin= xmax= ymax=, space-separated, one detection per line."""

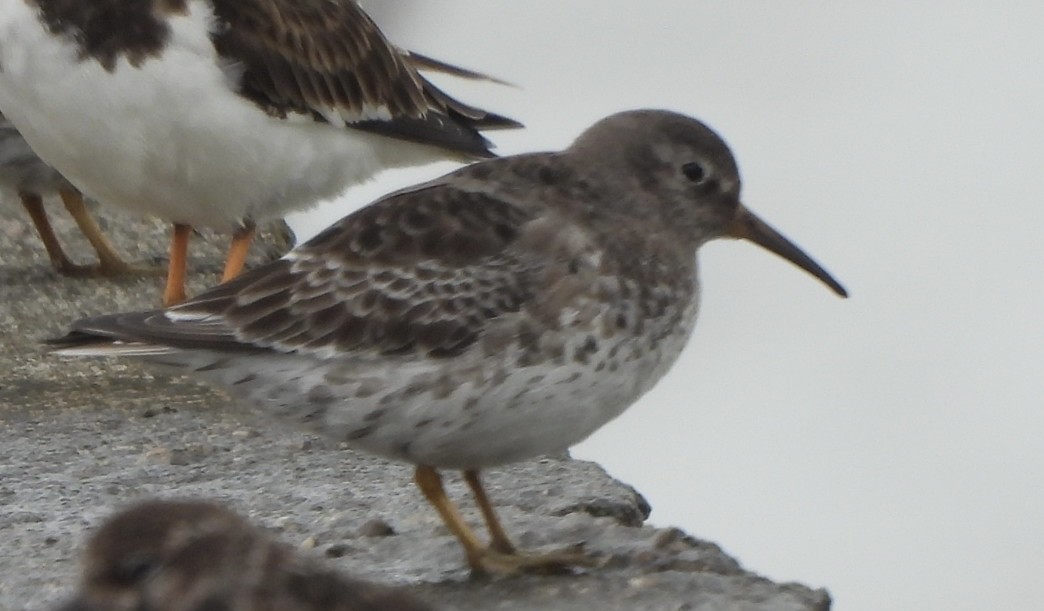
xmin=29 ymin=0 xmax=189 ymax=70
xmin=209 ymin=0 xmax=520 ymax=155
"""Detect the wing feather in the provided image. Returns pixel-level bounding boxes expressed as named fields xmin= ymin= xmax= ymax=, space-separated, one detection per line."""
xmin=209 ymin=0 xmax=519 ymax=156
xmin=49 ymin=183 xmax=548 ymax=360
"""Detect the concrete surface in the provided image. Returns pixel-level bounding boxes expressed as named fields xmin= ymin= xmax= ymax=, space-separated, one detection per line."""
xmin=0 ymin=197 xmax=831 ymax=610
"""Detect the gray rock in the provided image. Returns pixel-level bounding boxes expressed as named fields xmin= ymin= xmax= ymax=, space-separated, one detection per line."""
xmin=0 ymin=201 xmax=830 ymax=610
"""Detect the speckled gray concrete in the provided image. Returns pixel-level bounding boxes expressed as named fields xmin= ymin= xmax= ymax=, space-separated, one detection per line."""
xmin=0 ymin=197 xmax=831 ymax=611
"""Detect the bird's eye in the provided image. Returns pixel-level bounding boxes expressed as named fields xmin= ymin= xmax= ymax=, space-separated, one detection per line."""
xmin=681 ymin=162 xmax=707 ymax=183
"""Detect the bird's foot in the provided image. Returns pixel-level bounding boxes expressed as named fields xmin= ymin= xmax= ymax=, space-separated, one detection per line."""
xmin=55 ymin=259 xmax=166 ymax=278
xmin=100 ymin=261 xmax=168 ymax=278
xmin=469 ymin=543 xmax=600 ymax=578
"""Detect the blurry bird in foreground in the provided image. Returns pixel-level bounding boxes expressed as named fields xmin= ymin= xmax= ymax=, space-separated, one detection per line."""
xmin=54 ymin=499 xmax=435 ymax=611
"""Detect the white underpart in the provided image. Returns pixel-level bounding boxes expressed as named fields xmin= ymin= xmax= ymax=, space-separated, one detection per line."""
xmin=56 ymin=295 xmax=701 ymax=470
xmin=0 ymin=0 xmax=446 ymax=231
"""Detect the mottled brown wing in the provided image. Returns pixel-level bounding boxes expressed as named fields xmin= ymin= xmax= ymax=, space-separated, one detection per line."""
xmin=209 ymin=0 xmax=517 ymax=156
xmin=51 ymin=183 xmax=543 ymax=359
xmin=225 ymin=185 xmax=537 ymax=357
xmin=211 ymin=0 xmax=426 ymax=119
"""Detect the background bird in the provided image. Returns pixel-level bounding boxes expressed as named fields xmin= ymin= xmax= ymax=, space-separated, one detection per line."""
xmin=0 ymin=0 xmax=519 ymax=305
xmin=49 ymin=110 xmax=846 ymax=575
xmin=0 ymin=111 xmax=142 ymax=276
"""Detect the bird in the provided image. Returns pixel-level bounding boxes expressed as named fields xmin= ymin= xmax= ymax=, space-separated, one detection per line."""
xmin=0 ymin=111 xmax=141 ymax=276
xmin=53 ymin=499 xmax=435 ymax=611
xmin=48 ymin=109 xmax=848 ymax=576
xmin=0 ymin=0 xmax=518 ymax=305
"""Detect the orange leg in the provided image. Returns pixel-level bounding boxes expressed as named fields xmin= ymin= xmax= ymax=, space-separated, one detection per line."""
xmin=464 ymin=470 xmax=517 ymax=554
xmin=19 ymin=192 xmax=84 ymax=274
xmin=221 ymin=223 xmax=256 ymax=282
xmin=414 ymin=466 xmax=488 ymax=570
xmin=414 ymin=466 xmax=596 ymax=576
xmin=163 ymin=223 xmax=192 ymax=306
xmin=57 ymin=188 xmax=139 ymax=276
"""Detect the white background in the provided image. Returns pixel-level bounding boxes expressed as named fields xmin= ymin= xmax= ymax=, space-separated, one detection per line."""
xmin=288 ymin=3 xmax=1044 ymax=610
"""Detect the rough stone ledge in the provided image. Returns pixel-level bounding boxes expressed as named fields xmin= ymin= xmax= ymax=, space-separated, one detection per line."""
xmin=0 ymin=201 xmax=830 ymax=610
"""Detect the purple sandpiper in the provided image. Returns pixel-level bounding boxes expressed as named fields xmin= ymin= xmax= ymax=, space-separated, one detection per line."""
xmin=49 ymin=109 xmax=847 ymax=575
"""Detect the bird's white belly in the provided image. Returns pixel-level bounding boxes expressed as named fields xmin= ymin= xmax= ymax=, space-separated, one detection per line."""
xmin=153 ymin=303 xmax=699 ymax=470
xmin=0 ymin=0 xmax=443 ymax=231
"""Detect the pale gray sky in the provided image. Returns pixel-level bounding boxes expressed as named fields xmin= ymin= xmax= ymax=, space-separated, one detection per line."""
xmin=290 ymin=3 xmax=1044 ymax=610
